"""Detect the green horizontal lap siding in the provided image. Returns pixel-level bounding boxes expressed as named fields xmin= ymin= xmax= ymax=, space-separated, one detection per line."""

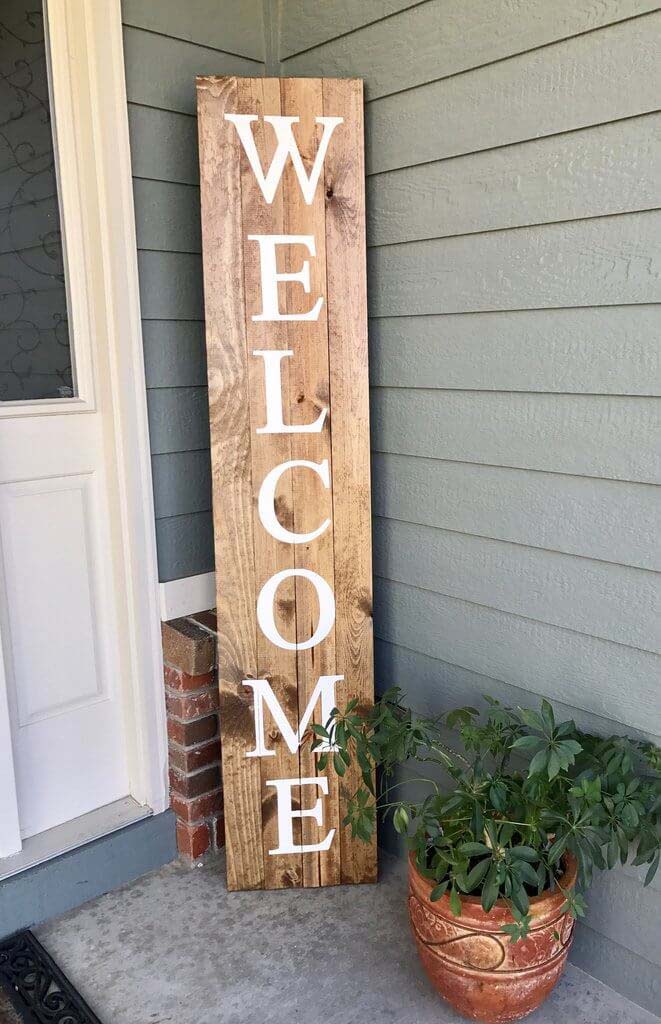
xmin=281 ymin=0 xmax=659 ymax=99
xmin=128 ymin=106 xmax=199 ymax=185
xmin=278 ymin=0 xmax=420 ymax=59
xmin=152 ymin=450 xmax=212 ymax=520
xmin=123 ymin=1 xmax=661 ymax=998
xmin=366 ymin=114 xmax=661 ymax=246
xmin=142 ymin=322 xmax=207 ymax=389
xmin=372 ymin=517 xmax=660 ymax=653
xmin=371 ymin=453 xmax=659 ymax=571
xmin=368 ymin=307 xmax=661 ymax=395
xmin=362 ymin=14 xmax=661 ymax=174
xmin=367 ymin=212 xmax=661 ymax=316
xmin=123 ymin=27 xmax=262 ymax=115
xmin=122 ymin=0 xmax=265 ymax=61
xmin=121 ymin=1 xmax=265 ymax=579
xmin=370 ymin=390 xmax=661 ymax=483
xmin=280 ymin=1 xmax=661 ymax=1012
xmin=155 ymin=511 xmax=214 ymax=583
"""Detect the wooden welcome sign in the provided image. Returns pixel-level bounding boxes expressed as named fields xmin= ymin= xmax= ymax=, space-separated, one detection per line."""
xmin=196 ymin=77 xmax=375 ymax=891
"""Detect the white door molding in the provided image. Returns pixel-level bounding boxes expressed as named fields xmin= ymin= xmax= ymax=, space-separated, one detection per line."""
xmin=74 ymin=0 xmax=169 ymax=813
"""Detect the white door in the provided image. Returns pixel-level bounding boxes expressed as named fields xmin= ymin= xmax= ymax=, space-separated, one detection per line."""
xmin=0 ymin=0 xmax=143 ymax=851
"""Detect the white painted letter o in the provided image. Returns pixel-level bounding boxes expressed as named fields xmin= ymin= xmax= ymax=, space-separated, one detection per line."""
xmin=257 ymin=569 xmax=335 ymax=651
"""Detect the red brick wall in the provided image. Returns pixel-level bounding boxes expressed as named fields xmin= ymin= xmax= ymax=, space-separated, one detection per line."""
xmin=161 ymin=611 xmax=224 ymax=861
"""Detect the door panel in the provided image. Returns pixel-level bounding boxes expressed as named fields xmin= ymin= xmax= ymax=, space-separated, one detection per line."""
xmin=0 ymin=469 xmax=129 ymax=839
xmin=3 ymin=477 xmax=103 ymax=724
xmin=0 ymin=0 xmax=132 ymax=844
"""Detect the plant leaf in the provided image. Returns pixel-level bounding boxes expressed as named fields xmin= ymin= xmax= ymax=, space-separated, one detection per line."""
xmin=466 ymin=857 xmax=491 ymax=891
xmin=449 ymin=885 xmax=462 ymax=916
xmin=458 ymin=841 xmax=490 ymax=857
xmin=528 ymin=748 xmax=549 ymax=777
xmin=547 ymin=749 xmax=561 ymax=780
xmin=512 ymin=860 xmax=539 ymax=888
xmin=511 ymin=735 xmax=545 ymax=752
xmin=548 ymin=833 xmax=567 ymax=865
xmin=540 ymin=699 xmax=555 ymax=733
xmin=644 ymin=851 xmax=660 ymax=887
xmin=509 ymin=846 xmax=539 ymax=862
xmin=481 ymin=865 xmax=500 ymax=913
xmin=430 ymin=880 xmax=449 ymax=902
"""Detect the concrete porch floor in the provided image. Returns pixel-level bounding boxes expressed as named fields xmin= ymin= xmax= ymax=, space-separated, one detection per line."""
xmin=35 ymin=853 xmax=656 ymax=1024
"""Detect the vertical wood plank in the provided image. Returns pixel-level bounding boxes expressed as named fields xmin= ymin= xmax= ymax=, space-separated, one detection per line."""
xmin=196 ymin=76 xmax=263 ymax=891
xmin=323 ymin=78 xmax=377 ymax=884
xmin=198 ymin=76 xmax=375 ymax=890
xmin=238 ymin=78 xmax=303 ymax=889
xmin=280 ymin=77 xmax=341 ymax=887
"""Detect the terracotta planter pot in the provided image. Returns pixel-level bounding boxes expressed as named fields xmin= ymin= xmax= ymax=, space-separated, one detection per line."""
xmin=408 ymin=851 xmax=578 ymax=1023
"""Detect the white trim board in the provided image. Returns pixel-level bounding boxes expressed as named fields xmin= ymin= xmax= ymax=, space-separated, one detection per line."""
xmin=160 ymin=572 xmax=216 ymax=621
xmin=85 ymin=0 xmax=169 ymax=814
xmin=40 ymin=0 xmax=168 ymax=816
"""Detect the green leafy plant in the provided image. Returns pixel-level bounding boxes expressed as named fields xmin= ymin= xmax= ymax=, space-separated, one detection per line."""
xmin=311 ymin=691 xmax=660 ymax=941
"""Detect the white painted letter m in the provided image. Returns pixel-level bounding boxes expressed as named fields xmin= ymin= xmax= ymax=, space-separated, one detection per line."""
xmin=243 ymin=675 xmax=342 ymax=757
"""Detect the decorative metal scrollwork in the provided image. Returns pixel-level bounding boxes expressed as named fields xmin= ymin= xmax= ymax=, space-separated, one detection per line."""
xmin=0 ymin=1 xmax=73 ymax=401
xmin=0 ymin=930 xmax=102 ymax=1024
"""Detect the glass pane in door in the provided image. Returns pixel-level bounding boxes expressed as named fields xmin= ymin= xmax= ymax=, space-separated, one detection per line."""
xmin=0 ymin=1 xmax=74 ymax=401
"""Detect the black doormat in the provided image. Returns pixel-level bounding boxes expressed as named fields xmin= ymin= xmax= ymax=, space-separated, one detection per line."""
xmin=0 ymin=931 xmax=102 ymax=1024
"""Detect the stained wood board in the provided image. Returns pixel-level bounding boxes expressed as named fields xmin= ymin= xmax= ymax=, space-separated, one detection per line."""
xmin=197 ymin=76 xmax=375 ymax=890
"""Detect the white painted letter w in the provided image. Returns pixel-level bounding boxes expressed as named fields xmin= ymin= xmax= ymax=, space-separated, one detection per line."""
xmin=224 ymin=114 xmax=343 ymax=205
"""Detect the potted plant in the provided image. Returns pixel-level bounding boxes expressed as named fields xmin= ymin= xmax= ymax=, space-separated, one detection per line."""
xmin=311 ymin=690 xmax=660 ymax=1023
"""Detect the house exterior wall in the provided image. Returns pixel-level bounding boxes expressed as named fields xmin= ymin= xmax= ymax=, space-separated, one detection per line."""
xmin=121 ymin=0 xmax=660 ymax=1011
xmin=279 ymin=2 xmax=660 ymax=1013
xmin=121 ymin=0 xmax=266 ymax=581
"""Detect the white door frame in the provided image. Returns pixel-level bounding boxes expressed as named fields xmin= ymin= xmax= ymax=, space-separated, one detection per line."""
xmin=0 ymin=0 xmax=168 ymax=857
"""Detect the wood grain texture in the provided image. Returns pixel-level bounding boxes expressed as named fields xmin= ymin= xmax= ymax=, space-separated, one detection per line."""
xmin=323 ymin=78 xmax=377 ymax=884
xmin=197 ymin=76 xmax=263 ymax=890
xmin=197 ymin=77 xmax=374 ymax=889
xmin=371 ymin=390 xmax=661 ymax=484
xmin=281 ymin=77 xmax=340 ymax=887
xmin=365 ymin=14 xmax=661 ymax=173
xmin=151 ymin=447 xmax=660 ymax=573
xmin=236 ymin=77 xmax=301 ymax=889
xmin=368 ymin=306 xmax=661 ymax=395
xmin=371 ymin=452 xmax=660 ymax=572
xmin=283 ymin=0 xmax=658 ymax=100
